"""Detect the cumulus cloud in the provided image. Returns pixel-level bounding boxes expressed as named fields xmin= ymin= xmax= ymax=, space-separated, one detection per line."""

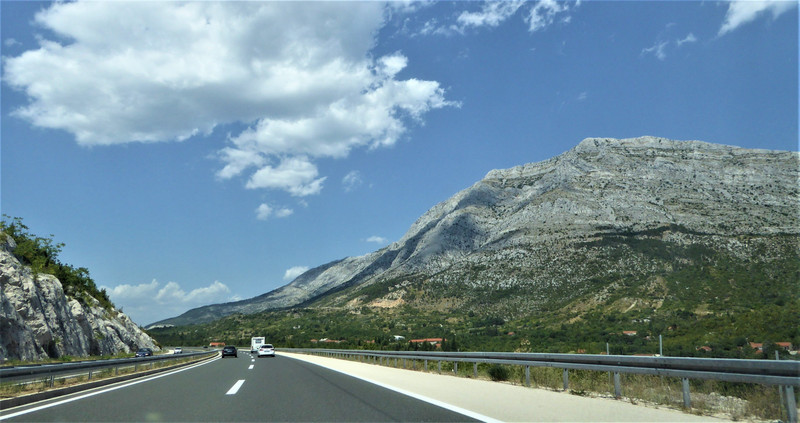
xmin=284 ymin=266 xmax=310 ymax=281
xmin=101 ymin=279 xmax=238 ymax=325
xmin=256 ymin=203 xmax=293 ymax=220
xmin=3 ymin=2 xmax=455 ymax=198
xmin=719 ymin=1 xmax=797 ymax=36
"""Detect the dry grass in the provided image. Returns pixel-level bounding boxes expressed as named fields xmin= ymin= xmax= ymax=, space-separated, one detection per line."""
xmin=338 ymin=354 xmax=794 ymax=421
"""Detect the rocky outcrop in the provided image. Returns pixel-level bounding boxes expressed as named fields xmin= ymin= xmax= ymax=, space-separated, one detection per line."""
xmin=0 ymin=235 xmax=158 ymax=361
xmin=150 ymin=136 xmax=800 ymax=327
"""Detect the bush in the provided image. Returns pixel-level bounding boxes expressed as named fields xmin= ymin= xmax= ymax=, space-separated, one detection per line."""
xmin=488 ymin=364 xmax=510 ymax=381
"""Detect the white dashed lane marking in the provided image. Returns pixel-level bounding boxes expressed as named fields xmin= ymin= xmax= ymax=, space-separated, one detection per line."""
xmin=226 ymin=380 xmax=245 ymax=395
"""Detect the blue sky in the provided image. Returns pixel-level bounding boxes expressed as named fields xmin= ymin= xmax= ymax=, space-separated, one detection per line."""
xmin=2 ymin=1 xmax=797 ymax=326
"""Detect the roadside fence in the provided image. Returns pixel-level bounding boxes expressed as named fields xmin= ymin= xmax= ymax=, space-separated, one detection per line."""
xmin=284 ymin=348 xmax=799 ymax=422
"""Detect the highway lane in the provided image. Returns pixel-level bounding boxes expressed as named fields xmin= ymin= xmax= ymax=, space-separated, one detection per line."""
xmin=1 ymin=352 xmax=477 ymax=422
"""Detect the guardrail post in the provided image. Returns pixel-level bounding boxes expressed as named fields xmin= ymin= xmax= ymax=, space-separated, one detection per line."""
xmin=424 ymin=359 xmax=428 ymax=371
xmin=613 ymin=372 xmax=621 ymax=399
xmin=563 ymin=369 xmax=569 ymax=391
xmin=785 ymin=386 xmax=797 ymax=423
xmin=681 ymin=378 xmax=691 ymax=409
xmin=88 ymin=370 xmax=93 ymax=381
xmin=454 ymin=362 xmax=458 ymax=375
xmin=49 ymin=374 xmax=55 ymax=387
xmin=412 ymin=360 xmax=416 ymax=370
xmin=394 ymin=358 xmax=398 ymax=368
xmin=525 ymin=366 xmax=530 ymax=387
xmin=403 ymin=359 xmax=406 ymax=369
xmin=438 ymin=361 xmax=442 ymax=374
xmin=474 ymin=362 xmax=478 ymax=378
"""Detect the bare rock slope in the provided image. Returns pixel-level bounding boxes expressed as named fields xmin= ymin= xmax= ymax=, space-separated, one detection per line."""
xmin=0 ymin=236 xmax=158 ymax=361
xmin=150 ymin=136 xmax=799 ymax=327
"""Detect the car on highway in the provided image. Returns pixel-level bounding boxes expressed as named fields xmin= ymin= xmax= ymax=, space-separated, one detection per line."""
xmin=135 ymin=348 xmax=153 ymax=357
xmin=257 ymin=344 xmax=275 ymax=357
xmin=221 ymin=346 xmax=238 ymax=358
xmin=174 ymin=347 xmax=182 ymax=354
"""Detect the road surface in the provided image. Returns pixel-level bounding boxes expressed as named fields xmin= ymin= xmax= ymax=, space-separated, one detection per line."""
xmin=1 ymin=352 xmax=477 ymax=422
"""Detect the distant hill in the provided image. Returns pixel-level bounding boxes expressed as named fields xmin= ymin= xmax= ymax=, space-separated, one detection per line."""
xmin=147 ymin=136 xmax=799 ymax=330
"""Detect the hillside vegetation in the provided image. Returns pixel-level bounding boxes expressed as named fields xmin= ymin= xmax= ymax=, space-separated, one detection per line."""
xmin=148 ymin=229 xmax=799 ymax=358
xmin=1 ymin=215 xmax=114 ymax=310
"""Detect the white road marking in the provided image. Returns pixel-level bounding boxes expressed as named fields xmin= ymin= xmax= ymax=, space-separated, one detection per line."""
xmin=226 ymin=380 xmax=245 ymax=395
xmin=283 ymin=356 xmax=500 ymax=423
xmin=0 ymin=357 xmax=219 ymax=421
xmin=248 ymin=365 xmax=254 ymax=370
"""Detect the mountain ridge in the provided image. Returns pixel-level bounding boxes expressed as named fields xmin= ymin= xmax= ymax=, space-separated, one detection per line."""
xmin=147 ymin=136 xmax=799 ymax=328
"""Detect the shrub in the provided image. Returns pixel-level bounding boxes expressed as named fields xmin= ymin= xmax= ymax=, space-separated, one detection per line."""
xmin=488 ymin=364 xmax=510 ymax=381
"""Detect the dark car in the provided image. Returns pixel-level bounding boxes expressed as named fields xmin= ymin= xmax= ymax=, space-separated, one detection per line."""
xmin=221 ymin=346 xmax=237 ymax=358
xmin=135 ymin=348 xmax=153 ymax=357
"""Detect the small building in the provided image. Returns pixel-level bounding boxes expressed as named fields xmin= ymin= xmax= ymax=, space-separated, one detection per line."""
xmin=410 ymin=338 xmax=443 ymax=345
xmin=622 ymin=331 xmax=637 ymax=336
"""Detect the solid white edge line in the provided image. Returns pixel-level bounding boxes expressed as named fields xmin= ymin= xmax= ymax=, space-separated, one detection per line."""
xmin=282 ymin=355 xmax=501 ymax=423
xmin=225 ymin=379 xmax=245 ymax=395
xmin=0 ymin=356 xmax=220 ymax=421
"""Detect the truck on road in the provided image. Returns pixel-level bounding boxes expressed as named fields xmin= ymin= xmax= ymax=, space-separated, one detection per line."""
xmin=251 ymin=337 xmax=265 ymax=353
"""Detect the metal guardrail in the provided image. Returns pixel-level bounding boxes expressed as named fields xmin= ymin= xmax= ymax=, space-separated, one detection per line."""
xmin=285 ymin=348 xmax=799 ymax=422
xmin=0 ymin=350 xmax=217 ymax=387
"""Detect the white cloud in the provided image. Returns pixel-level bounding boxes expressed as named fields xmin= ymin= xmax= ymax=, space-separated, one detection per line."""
xmin=456 ymin=1 xmax=525 ymax=29
xmin=577 ymin=91 xmax=588 ymax=101
xmin=4 ymin=38 xmax=21 ymax=47
xmin=284 ymin=266 xmax=310 ymax=281
xmin=246 ymin=156 xmax=326 ymax=196
xmin=719 ymin=1 xmax=797 ymax=36
xmin=366 ymin=236 xmax=389 ymax=244
xmin=526 ymin=0 xmax=573 ymax=32
xmin=101 ymin=279 xmax=238 ymax=325
xmin=3 ymin=2 xmax=454 ymax=198
xmin=676 ymin=33 xmax=697 ymax=47
xmin=256 ymin=203 xmax=294 ymax=220
xmin=416 ymin=1 xmax=576 ymax=36
xmin=342 ymin=171 xmax=364 ymax=192
xmin=641 ymin=40 xmax=668 ymax=61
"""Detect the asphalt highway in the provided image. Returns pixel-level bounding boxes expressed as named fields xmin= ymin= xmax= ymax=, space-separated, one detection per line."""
xmin=0 ymin=351 xmax=477 ymax=422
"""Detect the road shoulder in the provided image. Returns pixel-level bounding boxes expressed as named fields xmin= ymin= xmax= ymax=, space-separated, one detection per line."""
xmin=281 ymin=352 xmax=729 ymax=422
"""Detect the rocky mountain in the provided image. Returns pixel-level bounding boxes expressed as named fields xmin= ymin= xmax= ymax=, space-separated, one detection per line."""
xmin=149 ymin=136 xmax=799 ymax=328
xmin=0 ymin=235 xmax=159 ymax=361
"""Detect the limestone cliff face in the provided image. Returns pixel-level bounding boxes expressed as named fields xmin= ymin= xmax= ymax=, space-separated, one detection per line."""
xmin=0 ymin=236 xmax=158 ymax=361
xmin=150 ymin=136 xmax=800 ymax=327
